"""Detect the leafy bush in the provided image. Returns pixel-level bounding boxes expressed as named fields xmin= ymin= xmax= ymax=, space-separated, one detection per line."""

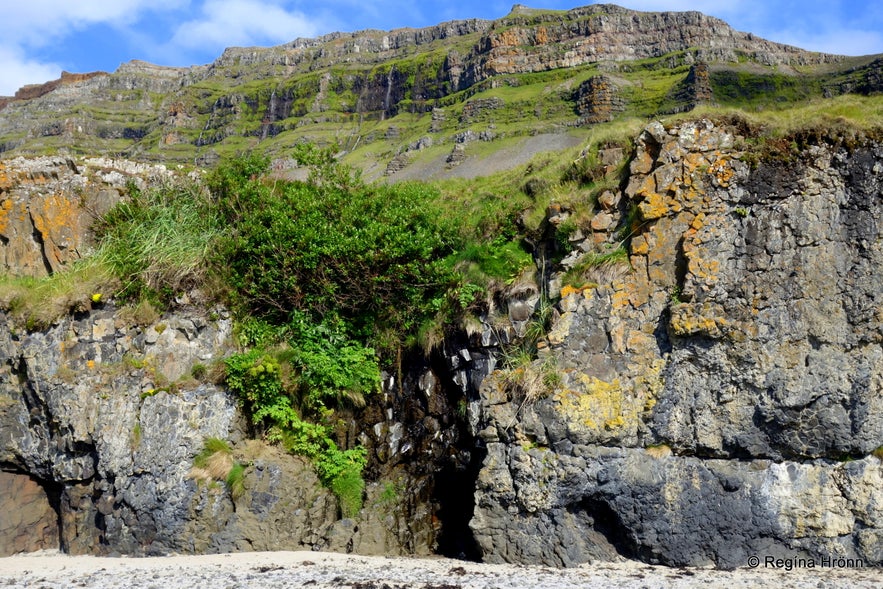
xmin=211 ymin=150 xmax=457 ymax=341
xmin=224 ymin=317 xmax=376 ymax=517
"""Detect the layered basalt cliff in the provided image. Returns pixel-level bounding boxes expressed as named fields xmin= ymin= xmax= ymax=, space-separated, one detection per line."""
xmin=0 ymin=3 xmax=866 ymax=169
xmin=1 ymin=119 xmax=882 ymax=569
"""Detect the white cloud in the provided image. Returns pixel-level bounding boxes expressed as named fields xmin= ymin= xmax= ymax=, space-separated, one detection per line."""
xmin=168 ymin=0 xmax=321 ymax=50
xmin=0 ymin=0 xmax=188 ymax=95
xmin=0 ymin=46 xmax=62 ymax=96
xmin=5 ymin=0 xmax=188 ymax=45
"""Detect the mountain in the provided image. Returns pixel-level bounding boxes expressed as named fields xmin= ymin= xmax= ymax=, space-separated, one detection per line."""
xmin=0 ymin=3 xmax=881 ymax=178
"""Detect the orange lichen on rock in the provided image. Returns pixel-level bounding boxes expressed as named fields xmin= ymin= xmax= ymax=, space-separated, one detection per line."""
xmin=0 ymin=199 xmax=12 ymax=236
xmin=30 ymin=192 xmax=82 ymax=270
xmin=708 ymin=157 xmax=735 ymax=187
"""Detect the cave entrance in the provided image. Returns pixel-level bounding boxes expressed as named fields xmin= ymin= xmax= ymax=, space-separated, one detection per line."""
xmin=431 ymin=444 xmax=485 ymax=561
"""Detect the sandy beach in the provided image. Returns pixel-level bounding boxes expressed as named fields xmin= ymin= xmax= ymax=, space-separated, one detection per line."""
xmin=0 ymin=550 xmax=878 ymax=589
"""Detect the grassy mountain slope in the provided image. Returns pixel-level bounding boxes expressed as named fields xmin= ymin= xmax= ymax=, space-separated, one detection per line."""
xmin=0 ymin=4 xmax=881 ymax=179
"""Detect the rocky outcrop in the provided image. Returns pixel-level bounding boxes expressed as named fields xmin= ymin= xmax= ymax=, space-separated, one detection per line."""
xmin=2 ymin=119 xmax=882 ymax=569
xmin=0 ymin=302 xmax=241 ymax=555
xmin=575 ymin=76 xmax=626 ymax=124
xmin=0 ymin=295 xmax=488 ymax=557
xmin=2 ymin=71 xmax=109 ymax=107
xmin=469 ymin=119 xmax=883 ymax=568
xmin=661 ymin=63 xmax=714 ymax=113
xmin=0 ymin=471 xmax=59 ymax=554
xmin=0 ymin=156 xmax=175 ymax=277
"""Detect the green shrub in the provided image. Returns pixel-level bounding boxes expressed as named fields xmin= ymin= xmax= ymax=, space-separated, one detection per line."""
xmin=211 ymin=151 xmax=457 ymax=340
xmin=330 ymin=467 xmax=366 ymax=518
xmin=225 ymin=462 xmax=246 ymax=500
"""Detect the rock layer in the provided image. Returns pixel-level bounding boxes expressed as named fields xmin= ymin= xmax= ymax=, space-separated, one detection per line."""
xmin=1 ymin=119 xmax=882 ymax=569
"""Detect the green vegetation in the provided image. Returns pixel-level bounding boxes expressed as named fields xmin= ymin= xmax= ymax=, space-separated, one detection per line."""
xmin=191 ymin=437 xmax=246 ymax=500
xmin=94 ymin=178 xmax=221 ymax=304
xmin=0 ymin=257 xmax=117 ymax=330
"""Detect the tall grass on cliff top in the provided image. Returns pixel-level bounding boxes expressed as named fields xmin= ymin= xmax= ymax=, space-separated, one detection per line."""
xmin=94 ymin=178 xmax=223 ymax=302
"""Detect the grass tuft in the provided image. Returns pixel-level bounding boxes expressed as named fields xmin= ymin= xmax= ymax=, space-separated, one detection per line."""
xmin=0 ymin=257 xmax=118 ymax=330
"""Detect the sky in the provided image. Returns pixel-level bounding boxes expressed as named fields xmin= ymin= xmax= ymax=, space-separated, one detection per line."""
xmin=2 ymin=1 xmax=883 ymax=96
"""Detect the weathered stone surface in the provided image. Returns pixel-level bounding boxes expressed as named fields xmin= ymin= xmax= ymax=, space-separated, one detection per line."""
xmin=0 ymin=156 xmax=173 ymax=277
xmin=469 ymin=119 xmax=883 ymax=568
xmin=3 ymin=118 xmax=883 ymax=570
xmin=575 ymin=76 xmax=625 ymax=124
xmin=0 ymin=471 xmax=59 ymax=555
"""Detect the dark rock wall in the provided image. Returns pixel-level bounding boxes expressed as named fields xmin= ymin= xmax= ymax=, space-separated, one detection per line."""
xmin=1 ymin=120 xmax=882 ymax=568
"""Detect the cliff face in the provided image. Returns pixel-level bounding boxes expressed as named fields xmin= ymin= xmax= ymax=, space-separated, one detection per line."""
xmin=468 ymin=119 xmax=883 ymax=568
xmin=0 ymin=156 xmax=176 ymax=278
xmin=1 ymin=120 xmax=882 ymax=567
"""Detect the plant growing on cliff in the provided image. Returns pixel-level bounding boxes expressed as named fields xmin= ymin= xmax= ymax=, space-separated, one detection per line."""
xmin=189 ymin=437 xmax=246 ymax=500
xmin=95 ymin=178 xmax=221 ymax=304
xmin=210 ymin=148 xmax=458 ymax=344
xmin=561 ymin=245 xmax=630 ymax=290
xmin=224 ymin=331 xmax=374 ymax=516
xmin=0 ymin=256 xmax=117 ymax=329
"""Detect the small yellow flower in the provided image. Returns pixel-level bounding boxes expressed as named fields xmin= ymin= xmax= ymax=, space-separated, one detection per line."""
xmin=91 ymin=293 xmax=103 ymax=303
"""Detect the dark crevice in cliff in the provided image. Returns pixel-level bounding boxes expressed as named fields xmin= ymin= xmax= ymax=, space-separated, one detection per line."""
xmin=432 ymin=444 xmax=485 ymax=561
xmin=44 ymin=477 xmax=65 ymax=552
xmin=28 ymin=214 xmax=55 ymax=277
xmin=427 ymin=345 xmax=485 ymax=562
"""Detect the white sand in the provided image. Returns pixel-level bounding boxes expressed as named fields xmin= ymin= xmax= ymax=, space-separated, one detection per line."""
xmin=0 ymin=550 xmax=878 ymax=588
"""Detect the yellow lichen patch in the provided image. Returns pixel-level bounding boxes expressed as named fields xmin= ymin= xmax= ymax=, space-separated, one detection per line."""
xmin=638 ymin=191 xmax=668 ymax=221
xmin=630 ymin=234 xmax=650 ymax=255
xmin=559 ymin=283 xmax=594 ymax=299
xmin=555 ymin=372 xmax=658 ymax=437
xmin=708 ymin=157 xmax=734 ymax=187
xmin=0 ymin=198 xmax=12 ymax=235
xmin=669 ymin=303 xmax=729 ymax=337
xmin=29 ymin=192 xmax=82 ymax=268
xmin=690 ymin=212 xmax=706 ymax=231
xmin=0 ymin=163 xmax=13 ymax=191
xmin=611 ymin=288 xmax=631 ymax=311
xmin=86 ymin=360 xmax=96 ymax=370
xmin=564 ymin=375 xmax=627 ymax=430
xmin=546 ymin=311 xmax=574 ymax=345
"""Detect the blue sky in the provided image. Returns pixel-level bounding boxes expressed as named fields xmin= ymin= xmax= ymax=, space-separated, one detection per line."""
xmin=2 ymin=1 xmax=882 ymax=96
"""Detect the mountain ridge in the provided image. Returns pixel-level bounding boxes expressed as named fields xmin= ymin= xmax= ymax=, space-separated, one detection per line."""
xmin=0 ymin=3 xmax=879 ymax=177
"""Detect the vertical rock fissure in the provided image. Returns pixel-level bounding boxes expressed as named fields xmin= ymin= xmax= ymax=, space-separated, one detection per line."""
xmin=430 ymin=420 xmax=485 ymax=561
xmin=28 ymin=212 xmax=55 ymax=276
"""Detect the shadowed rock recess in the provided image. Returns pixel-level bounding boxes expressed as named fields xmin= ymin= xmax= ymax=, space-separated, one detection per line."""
xmin=1 ymin=119 xmax=881 ymax=568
